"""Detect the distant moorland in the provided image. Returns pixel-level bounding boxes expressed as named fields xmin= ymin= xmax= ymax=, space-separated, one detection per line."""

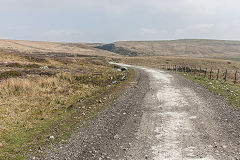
xmin=96 ymin=39 xmax=240 ymax=58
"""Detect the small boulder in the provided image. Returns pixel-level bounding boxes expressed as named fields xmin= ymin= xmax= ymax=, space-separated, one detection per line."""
xmin=49 ymin=136 xmax=55 ymax=140
xmin=120 ymin=67 xmax=127 ymax=71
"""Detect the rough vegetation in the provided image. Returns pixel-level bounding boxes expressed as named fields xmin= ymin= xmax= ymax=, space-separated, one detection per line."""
xmin=0 ymin=48 xmax=127 ymax=159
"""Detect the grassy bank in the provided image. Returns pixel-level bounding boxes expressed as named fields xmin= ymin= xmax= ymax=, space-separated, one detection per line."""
xmin=119 ymin=56 xmax=240 ymax=109
xmin=180 ymin=73 xmax=240 ymax=109
xmin=0 ymin=52 xmax=133 ymax=159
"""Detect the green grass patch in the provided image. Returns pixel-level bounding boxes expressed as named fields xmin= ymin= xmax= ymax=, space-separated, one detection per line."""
xmin=6 ymin=62 xmax=42 ymax=69
xmin=180 ymin=72 xmax=240 ymax=109
xmin=215 ymin=57 xmax=240 ymax=62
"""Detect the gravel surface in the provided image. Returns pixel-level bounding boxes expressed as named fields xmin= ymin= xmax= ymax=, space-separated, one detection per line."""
xmin=42 ymin=68 xmax=150 ymax=160
xmin=42 ymin=64 xmax=239 ymax=160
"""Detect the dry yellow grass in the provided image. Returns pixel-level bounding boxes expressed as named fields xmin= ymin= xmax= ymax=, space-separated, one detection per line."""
xmin=0 ymin=73 xmax=93 ymax=134
xmin=0 ymin=52 xmax=27 ymax=63
xmin=0 ymin=49 xmax=125 ymax=158
xmin=0 ymin=39 xmax=118 ymax=57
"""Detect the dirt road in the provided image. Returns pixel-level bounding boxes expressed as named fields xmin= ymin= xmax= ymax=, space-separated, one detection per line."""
xmin=44 ymin=64 xmax=240 ymax=160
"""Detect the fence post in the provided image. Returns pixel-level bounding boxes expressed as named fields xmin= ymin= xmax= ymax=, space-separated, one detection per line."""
xmin=175 ymin=65 xmax=177 ymax=72
xmin=204 ymin=68 xmax=207 ymax=78
xmin=234 ymin=70 xmax=238 ymax=84
xmin=217 ymin=69 xmax=219 ymax=80
xmin=199 ymin=67 xmax=201 ymax=76
xmin=184 ymin=66 xmax=187 ymax=73
xmin=224 ymin=69 xmax=228 ymax=82
xmin=209 ymin=68 xmax=213 ymax=80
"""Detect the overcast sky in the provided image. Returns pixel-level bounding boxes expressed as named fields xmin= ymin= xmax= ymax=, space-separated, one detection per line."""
xmin=0 ymin=0 xmax=240 ymax=43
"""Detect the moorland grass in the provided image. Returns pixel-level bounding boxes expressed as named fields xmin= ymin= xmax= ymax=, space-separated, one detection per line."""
xmin=0 ymin=54 xmax=127 ymax=159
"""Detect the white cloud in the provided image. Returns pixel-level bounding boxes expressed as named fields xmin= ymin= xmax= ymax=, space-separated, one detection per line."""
xmin=1 ymin=0 xmax=240 ymax=42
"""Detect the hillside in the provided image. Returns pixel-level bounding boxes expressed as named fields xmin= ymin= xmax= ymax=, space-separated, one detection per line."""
xmin=96 ymin=39 xmax=240 ymax=57
xmin=0 ymin=39 xmax=117 ymax=57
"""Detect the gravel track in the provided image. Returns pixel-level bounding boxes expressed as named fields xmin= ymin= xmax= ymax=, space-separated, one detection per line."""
xmin=43 ymin=68 xmax=150 ymax=160
xmin=43 ymin=64 xmax=239 ymax=160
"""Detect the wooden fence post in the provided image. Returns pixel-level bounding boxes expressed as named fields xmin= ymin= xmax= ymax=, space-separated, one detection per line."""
xmin=204 ymin=68 xmax=207 ymax=78
xmin=209 ymin=68 xmax=213 ymax=80
xmin=224 ymin=69 xmax=228 ymax=82
xmin=234 ymin=70 xmax=238 ymax=84
xmin=217 ymin=69 xmax=219 ymax=80
xmin=199 ymin=67 xmax=201 ymax=76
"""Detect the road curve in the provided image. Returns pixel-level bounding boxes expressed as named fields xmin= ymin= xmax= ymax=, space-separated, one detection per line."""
xmin=43 ymin=64 xmax=239 ymax=160
xmin=113 ymin=63 xmax=239 ymax=160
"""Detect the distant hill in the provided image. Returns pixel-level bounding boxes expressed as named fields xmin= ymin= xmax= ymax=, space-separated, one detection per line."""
xmin=96 ymin=39 xmax=240 ymax=57
xmin=0 ymin=39 xmax=117 ymax=57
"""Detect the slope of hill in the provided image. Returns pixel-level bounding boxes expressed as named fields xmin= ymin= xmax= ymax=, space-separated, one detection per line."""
xmin=0 ymin=39 xmax=117 ymax=57
xmin=96 ymin=39 xmax=240 ymax=57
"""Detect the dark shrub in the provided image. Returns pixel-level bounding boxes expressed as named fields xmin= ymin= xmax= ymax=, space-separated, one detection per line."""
xmin=0 ymin=71 xmax=22 ymax=79
xmin=25 ymin=64 xmax=41 ymax=68
xmin=6 ymin=63 xmax=23 ymax=68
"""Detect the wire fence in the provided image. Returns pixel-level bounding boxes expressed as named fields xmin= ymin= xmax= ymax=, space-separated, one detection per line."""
xmin=161 ymin=65 xmax=239 ymax=84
